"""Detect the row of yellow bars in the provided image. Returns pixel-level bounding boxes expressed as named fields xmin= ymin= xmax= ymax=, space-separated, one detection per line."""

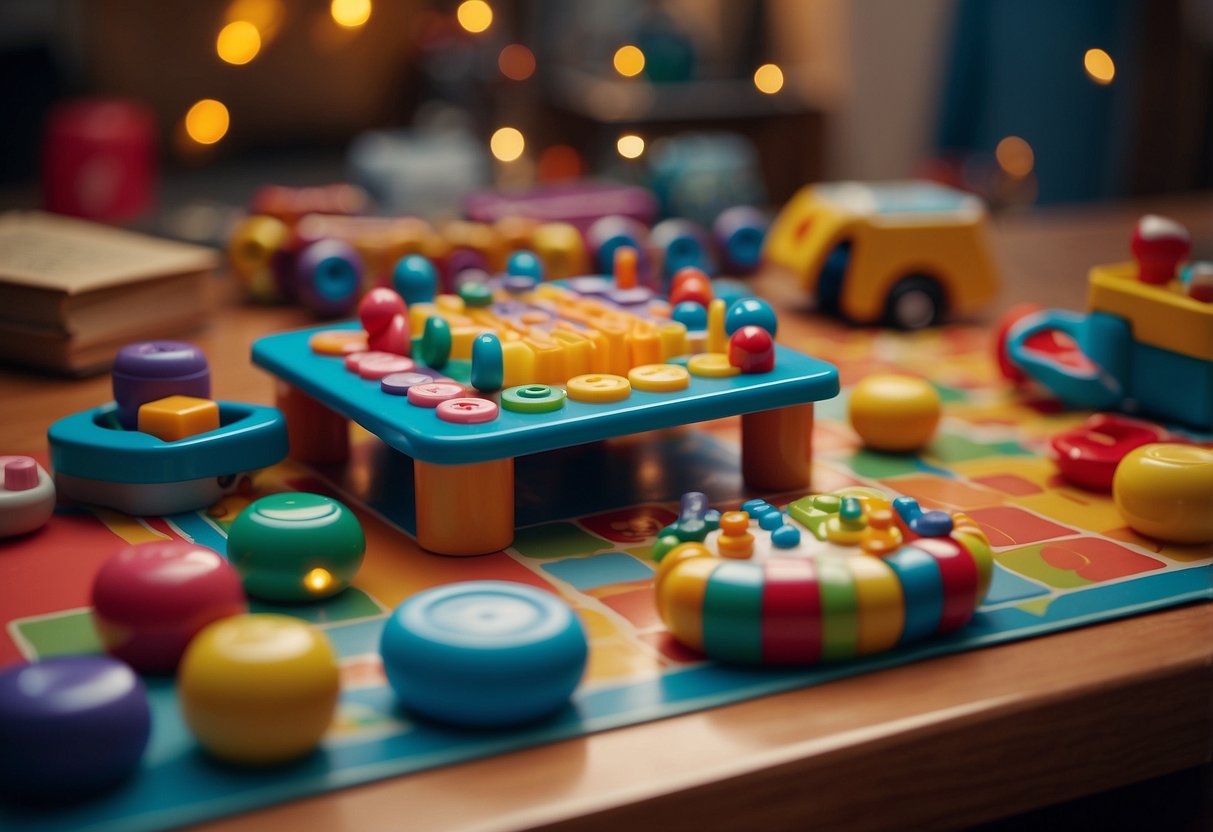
xmin=407 ymin=284 xmax=727 ymax=388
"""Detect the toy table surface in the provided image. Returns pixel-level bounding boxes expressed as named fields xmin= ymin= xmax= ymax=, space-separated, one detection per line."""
xmin=2 ymin=193 xmax=1212 ymax=831
xmin=251 ymin=323 xmax=839 ymax=465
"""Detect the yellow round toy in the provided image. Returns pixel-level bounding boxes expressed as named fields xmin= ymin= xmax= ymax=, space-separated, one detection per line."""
xmin=848 ymin=374 xmax=941 ymax=452
xmin=178 ymin=614 xmax=340 ymax=765
xmin=1113 ymin=443 xmax=1213 ymax=544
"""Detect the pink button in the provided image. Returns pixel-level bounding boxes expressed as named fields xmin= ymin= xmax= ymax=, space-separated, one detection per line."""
xmin=345 ymin=351 xmax=406 ymax=376
xmin=436 ymin=397 xmax=499 ymax=424
xmin=407 ymin=382 xmax=465 ymax=408
xmin=357 ymin=354 xmax=416 ymax=380
xmin=2 ymin=456 xmax=38 ymax=491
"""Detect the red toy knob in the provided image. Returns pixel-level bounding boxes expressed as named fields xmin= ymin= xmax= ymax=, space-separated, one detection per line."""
xmin=728 ymin=325 xmax=775 ymax=373
xmin=1131 ymin=215 xmax=1190 ymax=285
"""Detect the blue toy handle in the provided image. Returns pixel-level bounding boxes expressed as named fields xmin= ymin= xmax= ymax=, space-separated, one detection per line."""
xmin=1006 ymin=309 xmax=1130 ymax=410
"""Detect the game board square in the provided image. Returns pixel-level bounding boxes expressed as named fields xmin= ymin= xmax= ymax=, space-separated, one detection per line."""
xmin=967 ymin=506 xmax=1076 ymax=547
xmin=879 ymin=474 xmax=1005 ymax=512
xmin=511 ymin=521 xmax=611 ymax=559
xmin=971 ymin=474 xmax=1043 ymax=496
xmin=10 ymin=609 xmax=103 ymax=661
xmin=981 ymin=564 xmax=1051 ymax=605
xmin=251 ymin=587 xmax=384 ymax=624
xmin=581 ymin=505 xmax=678 ymax=545
xmin=598 ymin=588 xmax=663 ymax=631
xmin=541 ymin=553 xmax=655 ymax=591
xmin=996 ymin=537 xmax=1166 ymax=588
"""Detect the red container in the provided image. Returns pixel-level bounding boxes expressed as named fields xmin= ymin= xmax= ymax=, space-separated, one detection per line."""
xmin=42 ymin=98 xmax=157 ymax=221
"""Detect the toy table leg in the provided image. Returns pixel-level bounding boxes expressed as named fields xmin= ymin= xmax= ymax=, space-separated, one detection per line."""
xmin=414 ymin=457 xmax=514 ymax=555
xmin=275 ymin=382 xmax=349 ymax=464
xmin=740 ymin=404 xmax=814 ymax=492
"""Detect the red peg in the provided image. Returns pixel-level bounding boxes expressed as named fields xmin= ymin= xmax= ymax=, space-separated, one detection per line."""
xmin=670 ymin=267 xmax=713 ymax=307
xmin=728 ymin=325 xmax=775 ymax=373
xmin=1131 ymin=215 xmax=1190 ymax=285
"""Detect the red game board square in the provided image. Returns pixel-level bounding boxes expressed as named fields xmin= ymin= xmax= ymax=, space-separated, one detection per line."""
xmin=971 ymin=474 xmax=1043 ymax=496
xmin=580 ymin=505 xmax=678 ymax=544
xmin=599 ymin=587 xmax=663 ymax=630
xmin=1039 ymin=537 xmax=1166 ymax=582
xmin=881 ymin=474 xmax=1005 ymax=512
xmin=967 ymin=506 xmax=1077 ymax=547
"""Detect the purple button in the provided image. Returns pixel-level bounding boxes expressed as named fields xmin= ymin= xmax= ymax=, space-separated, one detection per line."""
xmin=608 ymin=287 xmax=654 ymax=306
xmin=381 ymin=370 xmax=438 ymax=395
xmin=502 ymin=275 xmax=538 ymax=293
xmin=565 ymin=276 xmax=612 ymax=297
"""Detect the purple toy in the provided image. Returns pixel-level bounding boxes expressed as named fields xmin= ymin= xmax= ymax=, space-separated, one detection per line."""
xmin=713 ymin=206 xmax=768 ymax=275
xmin=295 ymin=239 xmax=364 ymax=318
xmin=112 ymin=340 xmax=210 ymax=430
xmin=0 ymin=656 xmax=151 ymax=801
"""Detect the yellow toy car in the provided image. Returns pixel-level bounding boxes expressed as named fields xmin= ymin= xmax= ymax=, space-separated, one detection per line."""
xmin=763 ymin=181 xmax=999 ymax=328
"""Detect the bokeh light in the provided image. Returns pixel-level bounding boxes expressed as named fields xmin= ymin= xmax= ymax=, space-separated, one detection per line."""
xmin=491 ymin=127 xmax=525 ymax=162
xmin=330 ymin=0 xmax=371 ymax=28
xmin=617 ymin=134 xmax=645 ymax=159
xmin=1083 ymin=48 xmax=1115 ymax=85
xmin=613 ymin=45 xmax=645 ymax=78
xmin=457 ymin=0 xmax=493 ymax=34
xmin=216 ymin=20 xmax=262 ymax=65
xmin=996 ymin=136 xmax=1034 ymax=178
xmin=184 ymin=99 xmax=231 ymax=145
xmin=498 ymin=43 xmax=536 ymax=81
xmin=753 ymin=63 xmax=784 ymax=94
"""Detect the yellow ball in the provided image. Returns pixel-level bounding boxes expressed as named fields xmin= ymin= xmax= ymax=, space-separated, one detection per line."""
xmin=848 ymin=374 xmax=941 ymax=452
xmin=1113 ymin=443 xmax=1213 ymax=544
xmin=178 ymin=614 xmax=340 ymax=765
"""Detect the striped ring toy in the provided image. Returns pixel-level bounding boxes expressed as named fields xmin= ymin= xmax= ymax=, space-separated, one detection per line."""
xmin=653 ymin=488 xmax=993 ymax=666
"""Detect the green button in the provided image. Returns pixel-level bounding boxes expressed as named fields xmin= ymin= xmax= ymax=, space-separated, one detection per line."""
xmin=227 ymin=492 xmax=366 ymax=602
xmin=501 ymin=384 xmax=567 ymax=414
xmin=458 ymin=282 xmax=493 ymax=308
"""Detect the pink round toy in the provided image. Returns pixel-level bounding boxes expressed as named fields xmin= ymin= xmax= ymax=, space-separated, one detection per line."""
xmin=91 ymin=541 xmax=247 ymax=674
xmin=436 ymin=397 xmax=499 ymax=424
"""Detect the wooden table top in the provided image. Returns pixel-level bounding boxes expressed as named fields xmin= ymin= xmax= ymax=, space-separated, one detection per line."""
xmin=2 ymin=194 xmax=1211 ymax=831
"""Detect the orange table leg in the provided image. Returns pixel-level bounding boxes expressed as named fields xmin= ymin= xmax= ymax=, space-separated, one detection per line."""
xmin=414 ymin=457 xmax=514 ymax=555
xmin=275 ymin=382 xmax=350 ymax=464
xmin=741 ymin=403 xmax=814 ymax=492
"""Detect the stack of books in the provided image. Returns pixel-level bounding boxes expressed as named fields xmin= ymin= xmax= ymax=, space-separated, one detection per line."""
xmin=0 ymin=212 xmax=219 ymax=375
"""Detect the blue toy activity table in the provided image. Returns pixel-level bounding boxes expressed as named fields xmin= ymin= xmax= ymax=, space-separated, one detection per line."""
xmin=253 ymin=321 xmax=840 ymax=554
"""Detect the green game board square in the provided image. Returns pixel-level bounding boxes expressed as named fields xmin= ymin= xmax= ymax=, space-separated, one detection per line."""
xmin=511 ymin=522 xmax=610 ymax=559
xmin=13 ymin=610 xmax=103 ymax=659
xmin=928 ymin=434 xmax=1033 ymax=463
xmin=251 ymin=587 xmax=384 ymax=624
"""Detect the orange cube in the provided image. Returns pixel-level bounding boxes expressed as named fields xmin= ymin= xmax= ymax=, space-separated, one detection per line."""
xmin=137 ymin=396 xmax=220 ymax=441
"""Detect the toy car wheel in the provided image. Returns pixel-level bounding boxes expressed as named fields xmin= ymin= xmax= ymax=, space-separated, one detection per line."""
xmin=885 ymin=276 xmax=945 ymax=330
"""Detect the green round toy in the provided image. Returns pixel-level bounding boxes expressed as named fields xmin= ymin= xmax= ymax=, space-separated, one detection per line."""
xmin=227 ymin=493 xmax=366 ymax=601
xmin=458 ymin=282 xmax=493 ymax=308
xmin=501 ymin=384 xmax=567 ymax=414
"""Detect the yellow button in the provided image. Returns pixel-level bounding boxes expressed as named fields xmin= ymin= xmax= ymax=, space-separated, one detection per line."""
xmin=687 ymin=353 xmax=740 ymax=378
xmin=627 ymin=363 xmax=690 ymax=392
xmin=566 ymin=373 xmax=631 ymax=403
xmin=309 ymin=329 xmax=368 ymax=356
